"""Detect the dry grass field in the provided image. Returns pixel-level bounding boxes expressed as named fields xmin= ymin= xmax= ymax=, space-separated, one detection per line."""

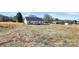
xmin=0 ymin=22 xmax=16 ymax=27
xmin=0 ymin=23 xmax=79 ymax=47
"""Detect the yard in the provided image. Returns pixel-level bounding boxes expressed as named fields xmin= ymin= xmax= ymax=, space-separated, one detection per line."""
xmin=0 ymin=23 xmax=79 ymax=47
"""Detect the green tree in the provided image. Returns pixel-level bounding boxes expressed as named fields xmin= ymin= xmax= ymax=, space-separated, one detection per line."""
xmin=28 ymin=15 xmax=37 ymax=17
xmin=73 ymin=20 xmax=77 ymax=24
xmin=55 ymin=18 xmax=59 ymax=21
xmin=16 ymin=12 xmax=23 ymax=22
xmin=43 ymin=14 xmax=53 ymax=23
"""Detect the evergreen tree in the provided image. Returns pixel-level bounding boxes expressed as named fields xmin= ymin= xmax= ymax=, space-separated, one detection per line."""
xmin=16 ymin=12 xmax=23 ymax=22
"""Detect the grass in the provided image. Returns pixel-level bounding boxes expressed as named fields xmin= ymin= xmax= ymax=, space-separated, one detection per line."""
xmin=0 ymin=22 xmax=16 ymax=27
xmin=0 ymin=23 xmax=79 ymax=47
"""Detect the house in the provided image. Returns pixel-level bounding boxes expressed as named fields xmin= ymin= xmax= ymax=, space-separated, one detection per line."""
xmin=52 ymin=20 xmax=75 ymax=25
xmin=24 ymin=17 xmax=44 ymax=24
xmin=52 ymin=20 xmax=65 ymax=24
xmin=76 ymin=21 xmax=79 ymax=24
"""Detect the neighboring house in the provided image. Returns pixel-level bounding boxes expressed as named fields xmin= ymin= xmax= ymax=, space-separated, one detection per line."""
xmin=24 ymin=17 xmax=44 ymax=24
xmin=52 ymin=20 xmax=65 ymax=24
xmin=52 ymin=20 xmax=76 ymax=25
xmin=77 ymin=21 xmax=79 ymax=24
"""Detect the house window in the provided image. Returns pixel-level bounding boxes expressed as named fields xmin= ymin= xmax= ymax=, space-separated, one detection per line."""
xmin=41 ymin=21 xmax=43 ymax=23
xmin=30 ymin=21 xmax=33 ymax=23
xmin=33 ymin=21 xmax=36 ymax=24
xmin=39 ymin=21 xmax=41 ymax=23
xmin=27 ymin=21 xmax=31 ymax=24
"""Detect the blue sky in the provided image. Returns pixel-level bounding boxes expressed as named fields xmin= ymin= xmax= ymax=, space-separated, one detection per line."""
xmin=0 ymin=12 xmax=79 ymax=20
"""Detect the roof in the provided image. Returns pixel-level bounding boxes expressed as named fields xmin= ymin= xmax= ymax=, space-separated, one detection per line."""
xmin=25 ymin=17 xmax=43 ymax=21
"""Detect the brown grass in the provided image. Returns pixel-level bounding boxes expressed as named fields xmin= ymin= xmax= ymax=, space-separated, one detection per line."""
xmin=0 ymin=22 xmax=16 ymax=27
xmin=0 ymin=23 xmax=79 ymax=47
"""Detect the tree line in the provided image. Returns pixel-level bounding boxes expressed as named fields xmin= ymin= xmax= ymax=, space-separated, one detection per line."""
xmin=0 ymin=12 xmax=78 ymax=24
xmin=16 ymin=12 xmax=77 ymax=24
xmin=0 ymin=15 xmax=15 ymax=22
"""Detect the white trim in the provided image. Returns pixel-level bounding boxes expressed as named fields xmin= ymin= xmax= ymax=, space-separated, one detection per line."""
xmin=24 ymin=18 xmax=27 ymax=24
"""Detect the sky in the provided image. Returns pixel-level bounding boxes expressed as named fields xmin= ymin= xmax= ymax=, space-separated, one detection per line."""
xmin=0 ymin=12 xmax=79 ymax=20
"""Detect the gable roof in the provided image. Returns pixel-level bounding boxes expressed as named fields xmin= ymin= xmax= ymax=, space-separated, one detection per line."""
xmin=25 ymin=17 xmax=43 ymax=21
